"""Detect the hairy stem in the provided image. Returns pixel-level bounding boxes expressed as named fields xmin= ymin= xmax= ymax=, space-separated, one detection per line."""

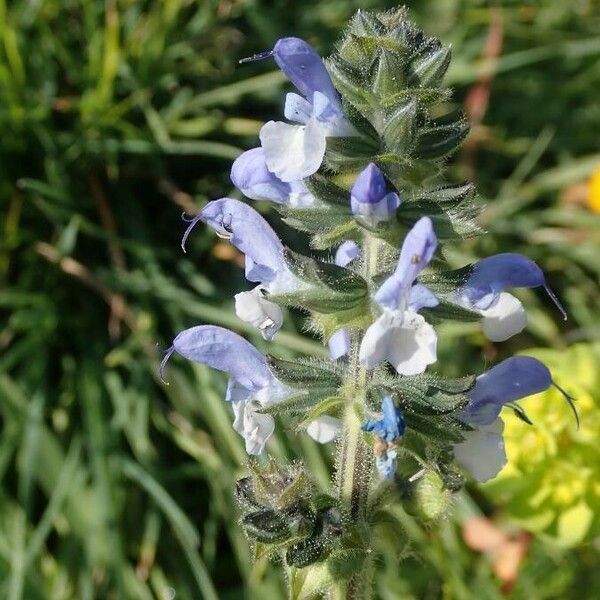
xmin=334 ymin=234 xmax=383 ymax=599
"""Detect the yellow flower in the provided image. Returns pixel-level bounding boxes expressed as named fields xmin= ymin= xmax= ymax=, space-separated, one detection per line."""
xmin=484 ymin=344 xmax=600 ymax=547
xmin=587 ymin=165 xmax=600 ymax=213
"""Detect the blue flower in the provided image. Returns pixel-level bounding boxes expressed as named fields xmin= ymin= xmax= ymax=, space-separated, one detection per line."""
xmin=350 ymin=163 xmax=401 ymax=225
xmin=362 ymin=396 xmax=406 ymax=443
xmin=254 ymin=37 xmax=353 ymax=182
xmin=162 ymin=325 xmax=290 ymax=454
xmin=230 ymin=147 xmax=315 ymax=207
xmin=451 ymin=253 xmax=566 ymax=342
xmin=327 ymin=240 xmax=360 ymax=360
xmin=359 ymin=217 xmax=439 ymax=375
xmin=454 ymin=356 xmax=553 ymax=482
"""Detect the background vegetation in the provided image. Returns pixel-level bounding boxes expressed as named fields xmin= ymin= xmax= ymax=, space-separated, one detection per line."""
xmin=1 ymin=0 xmax=600 ymax=598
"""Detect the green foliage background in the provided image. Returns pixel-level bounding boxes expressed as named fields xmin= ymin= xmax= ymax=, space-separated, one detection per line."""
xmin=1 ymin=0 xmax=600 ymax=598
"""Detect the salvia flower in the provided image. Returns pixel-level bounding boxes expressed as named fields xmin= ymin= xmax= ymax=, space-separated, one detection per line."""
xmin=253 ymin=37 xmax=354 ymax=182
xmin=359 ymin=217 xmax=439 ymax=375
xmin=451 ymin=253 xmax=567 ymax=342
xmin=350 ymin=163 xmax=401 ymax=226
xmin=454 ymin=356 xmax=554 ymax=482
xmin=362 ymin=397 xmax=406 ymax=479
xmin=182 ymin=198 xmax=305 ymax=340
xmin=162 ymin=325 xmax=289 ymax=454
xmin=230 ymin=147 xmax=316 ymax=207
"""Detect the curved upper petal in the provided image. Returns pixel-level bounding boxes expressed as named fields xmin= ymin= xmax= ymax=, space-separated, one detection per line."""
xmin=172 ymin=325 xmax=271 ymax=398
xmin=375 ymin=217 xmax=438 ymax=310
xmin=230 ymin=148 xmax=292 ymax=204
xmin=260 ymin=119 xmax=327 ymax=182
xmin=464 ymin=356 xmax=552 ymax=426
xmin=462 ymin=253 xmax=566 ymax=318
xmin=273 ymin=37 xmax=341 ymax=108
xmin=199 ymin=198 xmax=284 ymax=283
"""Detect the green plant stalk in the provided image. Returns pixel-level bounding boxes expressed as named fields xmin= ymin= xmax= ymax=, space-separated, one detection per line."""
xmin=334 ymin=234 xmax=385 ymax=599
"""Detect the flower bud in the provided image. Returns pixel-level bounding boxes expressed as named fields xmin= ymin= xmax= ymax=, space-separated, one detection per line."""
xmin=350 ymin=163 xmax=400 ymax=225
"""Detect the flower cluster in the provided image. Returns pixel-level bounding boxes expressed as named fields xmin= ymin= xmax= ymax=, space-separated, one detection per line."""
xmin=161 ymin=8 xmax=576 ymax=581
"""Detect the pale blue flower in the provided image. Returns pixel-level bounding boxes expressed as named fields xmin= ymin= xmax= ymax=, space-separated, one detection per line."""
xmin=455 ymin=355 xmax=553 ymax=482
xmin=350 ymin=163 xmax=401 ymax=225
xmin=161 ymin=325 xmax=288 ymax=454
xmin=360 ymin=217 xmax=439 ymax=375
xmin=182 ymin=199 xmax=301 ymax=339
xmin=253 ymin=37 xmax=353 ymax=182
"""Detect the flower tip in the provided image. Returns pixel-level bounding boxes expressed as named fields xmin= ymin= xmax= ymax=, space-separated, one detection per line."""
xmin=239 ymin=49 xmax=274 ymax=64
xmin=180 ymin=213 xmax=204 ymax=253
xmin=544 ymin=282 xmax=567 ymax=320
xmin=159 ymin=345 xmax=175 ymax=385
xmin=553 ymin=381 xmax=580 ymax=430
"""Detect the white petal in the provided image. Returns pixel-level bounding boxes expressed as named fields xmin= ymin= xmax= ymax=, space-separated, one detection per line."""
xmin=260 ymin=119 xmax=326 ymax=182
xmin=328 ymin=328 xmax=351 ymax=360
xmin=359 ymin=311 xmax=396 ymax=369
xmin=235 ymin=286 xmax=284 ymax=340
xmin=284 ymin=93 xmax=312 ymax=124
xmin=480 ymin=292 xmax=527 ymax=342
xmin=359 ymin=310 xmax=437 ymax=375
xmin=454 ymin=418 xmax=507 ymax=483
xmin=232 ymin=400 xmax=275 ymax=455
xmin=306 ymin=416 xmax=342 ymax=444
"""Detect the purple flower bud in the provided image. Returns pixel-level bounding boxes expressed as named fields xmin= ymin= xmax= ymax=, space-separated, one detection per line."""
xmin=375 ymin=217 xmax=438 ymax=311
xmin=464 ymin=356 xmax=552 ymax=426
xmin=230 ymin=148 xmax=292 ymax=204
xmin=462 ymin=253 xmax=566 ymax=319
xmin=350 ymin=163 xmax=400 ymax=225
xmin=362 ymin=396 xmax=406 ymax=443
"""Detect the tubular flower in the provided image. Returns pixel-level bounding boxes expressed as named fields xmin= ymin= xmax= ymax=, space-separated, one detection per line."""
xmin=451 ymin=253 xmax=566 ymax=342
xmin=350 ymin=163 xmax=401 ymax=226
xmin=162 ymin=326 xmax=289 ymax=454
xmin=454 ymin=356 xmax=554 ymax=482
xmin=359 ymin=217 xmax=439 ymax=375
xmin=256 ymin=37 xmax=354 ymax=182
xmin=182 ymin=198 xmax=305 ymax=340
